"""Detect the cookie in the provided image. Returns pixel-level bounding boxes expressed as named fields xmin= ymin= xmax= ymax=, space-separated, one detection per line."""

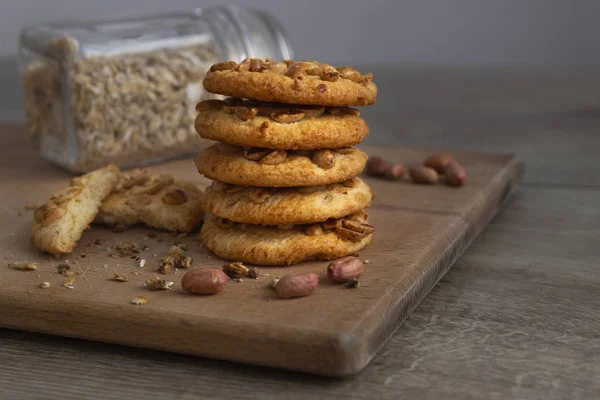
xmin=31 ymin=164 xmax=120 ymax=255
xmin=194 ymin=144 xmax=367 ymax=187
xmin=200 ymin=212 xmax=374 ymax=265
xmin=202 ymin=177 xmax=372 ymax=225
xmin=195 ymin=98 xmax=368 ymax=150
xmin=95 ymin=170 xmax=204 ymax=232
xmin=204 ymin=59 xmax=377 ymax=106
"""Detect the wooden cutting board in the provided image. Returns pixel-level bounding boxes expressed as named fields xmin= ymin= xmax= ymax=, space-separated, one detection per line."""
xmin=0 ymin=125 xmax=523 ymax=376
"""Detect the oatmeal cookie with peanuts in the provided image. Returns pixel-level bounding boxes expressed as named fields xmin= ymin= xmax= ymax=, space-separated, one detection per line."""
xmin=194 ymin=144 xmax=367 ymax=187
xmin=200 ymin=212 xmax=373 ymax=266
xmin=94 ymin=170 xmax=204 ymax=232
xmin=203 ymin=59 xmax=377 ymax=106
xmin=202 ymin=178 xmax=373 ymax=225
xmin=195 ymin=98 xmax=368 ymax=150
xmin=31 ymin=164 xmax=120 ymax=255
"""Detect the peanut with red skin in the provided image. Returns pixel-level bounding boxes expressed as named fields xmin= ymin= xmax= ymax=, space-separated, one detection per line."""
xmin=366 ymin=156 xmax=389 ymax=177
xmin=327 ymin=257 xmax=365 ymax=282
xmin=275 ymin=273 xmax=318 ymax=299
xmin=423 ymin=153 xmax=454 ymax=173
xmin=409 ymin=166 xmax=439 ymax=184
xmin=443 ymin=160 xmax=467 ymax=186
xmin=384 ymin=163 xmax=405 ymax=180
xmin=181 ymin=269 xmax=230 ymax=295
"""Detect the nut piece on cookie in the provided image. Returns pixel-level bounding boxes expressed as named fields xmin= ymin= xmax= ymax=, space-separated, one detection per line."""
xmin=31 ymin=164 xmax=120 ymax=255
xmin=94 ymin=170 xmax=204 ymax=232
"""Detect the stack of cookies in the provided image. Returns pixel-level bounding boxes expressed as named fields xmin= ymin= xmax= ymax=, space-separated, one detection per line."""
xmin=194 ymin=58 xmax=377 ymax=266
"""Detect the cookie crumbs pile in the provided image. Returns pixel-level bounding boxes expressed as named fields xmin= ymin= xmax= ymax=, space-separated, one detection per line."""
xmin=194 ymin=58 xmax=377 ymax=266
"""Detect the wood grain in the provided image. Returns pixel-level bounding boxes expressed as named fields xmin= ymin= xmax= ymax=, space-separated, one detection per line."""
xmin=1 ymin=67 xmax=599 ymax=398
xmin=0 ymin=125 xmax=522 ymax=376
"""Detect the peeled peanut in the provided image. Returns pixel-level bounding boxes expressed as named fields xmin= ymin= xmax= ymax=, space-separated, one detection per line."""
xmin=181 ymin=269 xmax=230 ymax=295
xmin=444 ymin=160 xmax=467 ymax=186
xmin=209 ymin=61 xmax=237 ymax=72
xmin=275 ymin=273 xmax=319 ymax=299
xmin=312 ymin=150 xmax=336 ymax=169
xmin=304 ymin=224 xmax=323 ymax=236
xmin=384 ymin=163 xmax=405 ymax=180
xmin=423 ymin=153 xmax=454 ymax=173
xmin=366 ymin=156 xmax=389 ymax=177
xmin=409 ymin=166 xmax=439 ymax=184
xmin=259 ymin=149 xmax=287 ymax=165
xmin=327 ymin=257 xmax=365 ymax=283
xmin=162 ymin=189 xmax=188 ymax=205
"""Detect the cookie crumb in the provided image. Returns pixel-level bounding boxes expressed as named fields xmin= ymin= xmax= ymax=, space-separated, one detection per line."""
xmin=145 ymin=276 xmax=174 ymax=290
xmin=62 ymin=278 xmax=76 ymax=289
xmin=158 ymin=246 xmax=192 ymax=274
xmin=57 ymin=264 xmax=73 ymax=276
xmin=269 ymin=277 xmax=280 ymax=288
xmin=10 ymin=261 xmax=38 ymax=271
xmin=222 ymin=261 xmax=249 ymax=279
xmin=177 ymin=232 xmax=189 ymax=238
xmin=233 ymin=278 xmax=243 ymax=283
xmin=113 ymin=241 xmax=140 ymax=257
xmin=39 ymin=282 xmax=51 ymax=289
xmin=139 ymin=259 xmax=146 ymax=268
xmin=364 ymin=260 xmax=370 ymax=264
xmin=113 ymin=274 xmax=128 ymax=282
xmin=131 ymin=296 xmax=148 ymax=305
xmin=248 ymin=267 xmax=259 ymax=280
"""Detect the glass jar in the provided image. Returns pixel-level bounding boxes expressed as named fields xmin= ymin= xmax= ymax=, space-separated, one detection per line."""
xmin=19 ymin=6 xmax=293 ymax=173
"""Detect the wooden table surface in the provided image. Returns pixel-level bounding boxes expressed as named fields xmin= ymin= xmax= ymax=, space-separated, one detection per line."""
xmin=2 ymin=67 xmax=599 ymax=399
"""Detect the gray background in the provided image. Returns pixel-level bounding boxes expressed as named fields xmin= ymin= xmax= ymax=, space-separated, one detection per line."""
xmin=2 ymin=0 xmax=600 ymax=120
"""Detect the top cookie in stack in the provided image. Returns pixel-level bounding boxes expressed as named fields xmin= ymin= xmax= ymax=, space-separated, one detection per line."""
xmin=194 ymin=58 xmax=377 ymax=266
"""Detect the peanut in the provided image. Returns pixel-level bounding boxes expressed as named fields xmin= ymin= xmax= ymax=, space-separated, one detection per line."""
xmin=275 ymin=273 xmax=319 ymax=299
xmin=384 ymin=163 xmax=405 ymax=180
xmin=423 ymin=153 xmax=454 ymax=173
xmin=443 ymin=160 xmax=467 ymax=186
xmin=181 ymin=269 xmax=230 ymax=295
xmin=409 ymin=166 xmax=439 ymax=184
xmin=243 ymin=147 xmax=271 ymax=161
xmin=209 ymin=61 xmax=237 ymax=72
xmin=259 ymin=149 xmax=287 ymax=165
xmin=270 ymin=111 xmax=305 ymax=123
xmin=162 ymin=189 xmax=188 ymax=205
xmin=327 ymin=257 xmax=365 ymax=283
xmin=304 ymin=224 xmax=323 ymax=236
xmin=365 ymin=156 xmax=389 ymax=177
xmin=311 ymin=149 xmax=336 ymax=169
xmin=234 ymin=107 xmax=258 ymax=121
xmin=297 ymin=106 xmax=325 ymax=118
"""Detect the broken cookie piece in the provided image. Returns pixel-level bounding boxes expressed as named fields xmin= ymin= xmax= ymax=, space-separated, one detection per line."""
xmin=95 ymin=169 xmax=204 ymax=232
xmin=30 ymin=164 xmax=120 ymax=255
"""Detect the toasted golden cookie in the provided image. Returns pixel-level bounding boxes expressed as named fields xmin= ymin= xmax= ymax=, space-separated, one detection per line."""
xmin=195 ymin=98 xmax=368 ymax=150
xmin=94 ymin=170 xmax=204 ymax=232
xmin=31 ymin=165 xmax=120 ymax=255
xmin=200 ymin=213 xmax=373 ymax=266
xmin=202 ymin=178 xmax=372 ymax=225
xmin=204 ymin=59 xmax=377 ymax=106
xmin=194 ymin=144 xmax=367 ymax=187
